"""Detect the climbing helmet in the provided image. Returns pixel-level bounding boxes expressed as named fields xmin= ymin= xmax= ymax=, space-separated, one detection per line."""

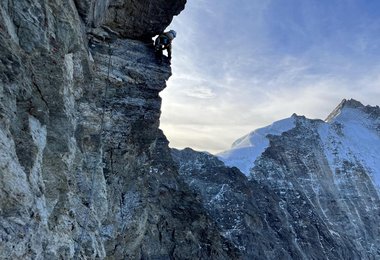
xmin=168 ymin=30 xmax=176 ymax=38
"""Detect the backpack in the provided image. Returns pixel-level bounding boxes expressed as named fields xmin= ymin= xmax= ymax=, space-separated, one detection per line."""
xmin=160 ymin=35 xmax=170 ymax=45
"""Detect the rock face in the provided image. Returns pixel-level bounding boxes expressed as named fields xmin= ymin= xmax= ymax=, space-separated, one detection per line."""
xmin=173 ymin=99 xmax=380 ymax=259
xmin=0 ymin=0 xmax=237 ymax=259
xmin=73 ymin=0 xmax=186 ymax=38
xmin=105 ymin=0 xmax=187 ymax=39
xmin=73 ymin=0 xmax=110 ymax=27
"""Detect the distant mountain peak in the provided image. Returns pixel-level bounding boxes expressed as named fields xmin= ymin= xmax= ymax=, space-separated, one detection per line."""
xmin=325 ymin=98 xmax=365 ymax=122
xmin=219 ymin=99 xmax=379 ymax=178
xmin=342 ymin=98 xmax=365 ymax=108
xmin=325 ymin=99 xmax=380 ymax=123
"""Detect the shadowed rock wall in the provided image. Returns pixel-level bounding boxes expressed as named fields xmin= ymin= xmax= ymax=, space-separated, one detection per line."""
xmin=72 ymin=0 xmax=186 ymax=39
xmin=0 ymin=0 xmax=238 ymax=259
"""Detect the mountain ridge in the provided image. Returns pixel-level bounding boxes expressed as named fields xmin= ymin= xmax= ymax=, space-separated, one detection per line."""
xmin=173 ymin=98 xmax=380 ymax=259
xmin=219 ymin=99 xmax=380 ymax=184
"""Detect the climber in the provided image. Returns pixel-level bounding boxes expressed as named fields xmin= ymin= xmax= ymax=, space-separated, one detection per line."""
xmin=154 ymin=30 xmax=176 ymax=61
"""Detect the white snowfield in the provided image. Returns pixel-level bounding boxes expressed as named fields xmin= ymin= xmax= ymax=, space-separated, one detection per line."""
xmin=319 ymin=106 xmax=380 ymax=188
xmin=217 ymin=116 xmax=296 ymax=176
xmin=218 ymin=100 xmax=380 ymax=189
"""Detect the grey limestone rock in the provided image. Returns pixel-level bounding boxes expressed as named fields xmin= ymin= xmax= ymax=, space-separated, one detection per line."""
xmin=105 ymin=0 xmax=186 ymax=39
xmin=73 ymin=0 xmax=187 ymax=40
xmin=74 ymin=0 xmax=110 ymax=27
xmin=0 ymin=0 xmax=237 ymax=259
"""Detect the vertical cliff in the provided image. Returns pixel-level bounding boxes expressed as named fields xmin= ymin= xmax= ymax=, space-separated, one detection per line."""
xmin=0 ymin=1 xmax=237 ymax=259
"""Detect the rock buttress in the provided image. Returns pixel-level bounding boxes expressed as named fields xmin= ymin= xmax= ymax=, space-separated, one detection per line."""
xmin=0 ymin=0 xmax=237 ymax=259
xmin=81 ymin=38 xmax=238 ymax=259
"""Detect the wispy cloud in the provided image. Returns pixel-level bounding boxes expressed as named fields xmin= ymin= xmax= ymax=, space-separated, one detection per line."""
xmin=161 ymin=0 xmax=380 ymax=154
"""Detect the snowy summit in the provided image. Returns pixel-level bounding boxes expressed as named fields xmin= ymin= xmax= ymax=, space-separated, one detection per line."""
xmin=218 ymin=99 xmax=380 ymax=189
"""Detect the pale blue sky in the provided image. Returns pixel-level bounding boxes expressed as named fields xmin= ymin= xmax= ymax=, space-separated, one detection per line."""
xmin=160 ymin=0 xmax=380 ymax=153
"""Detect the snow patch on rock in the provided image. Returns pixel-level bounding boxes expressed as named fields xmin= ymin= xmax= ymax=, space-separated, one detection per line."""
xmin=319 ymin=107 xmax=380 ymax=188
xmin=219 ymin=100 xmax=380 ymax=191
xmin=218 ymin=116 xmax=296 ymax=176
